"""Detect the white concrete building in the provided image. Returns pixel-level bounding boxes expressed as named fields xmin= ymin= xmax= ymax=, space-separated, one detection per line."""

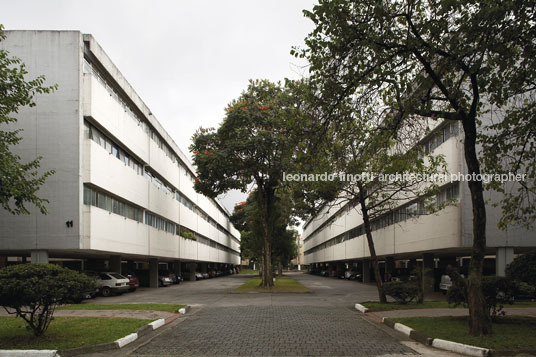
xmin=0 ymin=31 xmax=240 ymax=286
xmin=303 ymin=119 xmax=535 ymax=286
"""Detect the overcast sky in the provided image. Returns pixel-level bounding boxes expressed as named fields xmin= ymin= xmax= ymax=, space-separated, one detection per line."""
xmin=2 ymin=0 xmax=316 ymax=213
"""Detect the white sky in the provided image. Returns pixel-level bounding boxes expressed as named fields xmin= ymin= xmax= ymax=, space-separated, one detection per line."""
xmin=1 ymin=0 xmax=316 ymax=213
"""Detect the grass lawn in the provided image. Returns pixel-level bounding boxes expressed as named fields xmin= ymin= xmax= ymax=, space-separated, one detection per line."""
xmin=234 ymin=275 xmax=310 ymax=293
xmin=362 ymin=300 xmax=536 ymax=312
xmin=391 ymin=316 xmax=536 ymax=350
xmin=0 ymin=316 xmax=150 ymax=350
xmin=57 ymin=303 xmax=186 ymax=312
xmin=362 ymin=301 xmax=455 ymax=312
xmin=239 ymin=269 xmax=259 ymax=275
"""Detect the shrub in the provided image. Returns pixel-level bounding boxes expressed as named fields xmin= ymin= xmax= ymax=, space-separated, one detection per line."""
xmin=516 ymin=282 xmax=536 ymax=299
xmin=505 ymin=252 xmax=536 ymax=286
xmin=0 ymin=264 xmax=95 ymax=336
xmin=382 ymin=281 xmax=419 ymax=304
xmin=447 ymin=274 xmax=516 ymax=319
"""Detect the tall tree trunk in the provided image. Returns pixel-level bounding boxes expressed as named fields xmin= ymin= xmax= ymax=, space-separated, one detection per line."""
xmin=358 ymin=183 xmax=387 ymax=303
xmin=257 ymin=186 xmax=274 ymax=288
xmin=278 ymin=261 xmax=283 ymax=277
xmin=461 ymin=117 xmax=492 ymax=335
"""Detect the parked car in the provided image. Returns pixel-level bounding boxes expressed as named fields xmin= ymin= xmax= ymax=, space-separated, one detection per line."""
xmin=216 ymin=270 xmax=223 ymax=277
xmin=202 ymin=272 xmax=209 ymax=279
xmin=234 ymin=267 xmax=240 ymax=274
xmin=440 ymin=274 xmax=452 ymax=294
xmin=195 ymin=272 xmax=204 ymax=280
xmin=124 ymin=272 xmax=139 ymax=292
xmin=84 ymin=271 xmax=130 ymax=297
xmin=158 ymin=275 xmax=173 ymax=287
xmin=159 ymin=270 xmax=180 ymax=284
xmin=343 ymin=270 xmax=358 ymax=279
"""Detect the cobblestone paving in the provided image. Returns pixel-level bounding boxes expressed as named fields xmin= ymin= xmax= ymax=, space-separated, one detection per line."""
xmin=132 ymin=305 xmax=416 ymax=356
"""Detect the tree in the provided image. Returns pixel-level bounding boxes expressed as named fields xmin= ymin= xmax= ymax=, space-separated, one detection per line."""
xmin=231 ymin=189 xmax=298 ymax=278
xmin=0 ymin=264 xmax=95 ymax=336
xmin=290 ymin=99 xmax=446 ymax=303
xmin=0 ymin=25 xmax=57 ymax=215
xmin=505 ymin=252 xmax=536 ymax=286
xmin=192 ymin=79 xmax=303 ymax=287
xmin=297 ymin=0 xmax=536 ymax=335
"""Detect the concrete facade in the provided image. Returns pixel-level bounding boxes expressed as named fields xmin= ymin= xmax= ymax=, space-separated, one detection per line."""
xmin=0 ymin=31 xmax=240 ymax=275
xmin=303 ymin=119 xmax=535 ymax=281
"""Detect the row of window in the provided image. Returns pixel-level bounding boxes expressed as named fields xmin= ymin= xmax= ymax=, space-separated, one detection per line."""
xmin=84 ymin=60 xmax=234 ymax=241
xmin=83 ymin=186 xmax=143 ymax=222
xmin=303 ymin=120 xmax=462 ymax=239
xmin=86 ymin=120 xmax=235 ymax=239
xmin=420 ymin=120 xmax=460 ymax=156
xmin=85 ymin=122 xmax=143 ymax=176
xmin=304 ymin=183 xmax=460 ymax=256
xmin=83 ymin=185 xmax=240 ymax=255
xmin=83 ymin=59 xmax=147 ymax=131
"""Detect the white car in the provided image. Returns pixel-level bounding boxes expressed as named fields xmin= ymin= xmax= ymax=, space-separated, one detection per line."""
xmin=84 ymin=271 xmax=130 ymax=297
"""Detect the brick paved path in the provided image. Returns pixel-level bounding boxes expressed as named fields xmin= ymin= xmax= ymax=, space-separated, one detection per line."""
xmin=132 ymin=305 xmax=416 ymax=356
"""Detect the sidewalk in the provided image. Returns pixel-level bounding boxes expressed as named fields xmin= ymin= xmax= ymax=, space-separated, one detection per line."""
xmin=0 ymin=309 xmax=175 ymax=320
xmin=372 ymin=307 xmax=536 ymax=319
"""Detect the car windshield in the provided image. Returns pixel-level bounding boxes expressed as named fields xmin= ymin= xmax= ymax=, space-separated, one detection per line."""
xmin=110 ymin=273 xmax=126 ymax=279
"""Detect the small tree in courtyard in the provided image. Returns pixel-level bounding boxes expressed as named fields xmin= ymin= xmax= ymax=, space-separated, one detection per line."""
xmin=0 ymin=264 xmax=95 ymax=336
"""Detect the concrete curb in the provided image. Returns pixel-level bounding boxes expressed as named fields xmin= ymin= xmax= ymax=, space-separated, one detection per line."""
xmin=149 ymin=318 xmax=166 ymax=330
xmin=0 ymin=351 xmax=58 ymax=356
xmin=354 ymin=303 xmax=369 ymax=313
xmin=381 ymin=318 xmax=491 ymax=356
xmin=432 ymin=338 xmax=489 ymax=357
xmin=4 ymin=306 xmax=190 ymax=357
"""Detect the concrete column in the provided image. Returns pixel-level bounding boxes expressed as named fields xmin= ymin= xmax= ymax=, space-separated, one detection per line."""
xmin=109 ymin=255 xmax=122 ymax=274
xmin=422 ymin=253 xmax=435 ymax=293
xmin=199 ymin=262 xmax=207 ymax=273
xmin=362 ymin=259 xmax=370 ymax=283
xmin=496 ymin=247 xmax=514 ymax=277
xmin=0 ymin=256 xmax=7 ymax=269
xmin=188 ymin=262 xmax=197 ymax=281
xmin=149 ymin=259 xmax=159 ymax=289
xmin=172 ymin=260 xmax=181 ymax=277
xmin=384 ymin=257 xmax=395 ymax=281
xmin=31 ymin=250 xmax=49 ymax=264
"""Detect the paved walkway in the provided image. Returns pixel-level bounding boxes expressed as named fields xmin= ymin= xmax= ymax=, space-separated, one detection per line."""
xmin=133 ymin=305 xmax=416 ymax=356
xmin=125 ymin=273 xmax=462 ymax=356
xmin=374 ymin=307 xmax=536 ymax=319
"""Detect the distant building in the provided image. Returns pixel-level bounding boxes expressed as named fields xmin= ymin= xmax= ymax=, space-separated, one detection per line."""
xmin=304 ymin=119 xmax=534 ymax=286
xmin=0 ymin=31 xmax=240 ymax=286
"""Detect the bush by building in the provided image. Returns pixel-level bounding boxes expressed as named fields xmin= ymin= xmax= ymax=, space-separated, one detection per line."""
xmin=382 ymin=281 xmax=419 ymax=304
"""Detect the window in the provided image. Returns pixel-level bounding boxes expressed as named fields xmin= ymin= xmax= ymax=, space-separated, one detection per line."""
xmin=85 ymin=122 xmax=142 ymax=176
xmin=83 ymin=185 xmax=143 ymax=223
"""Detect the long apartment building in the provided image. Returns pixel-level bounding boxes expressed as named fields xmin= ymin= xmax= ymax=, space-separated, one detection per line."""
xmin=303 ymin=118 xmax=535 ymax=287
xmin=0 ymin=31 xmax=241 ymax=286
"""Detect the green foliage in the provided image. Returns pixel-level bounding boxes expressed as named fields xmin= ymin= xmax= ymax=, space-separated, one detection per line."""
xmin=180 ymin=229 xmax=196 ymax=241
xmin=516 ymin=282 xmax=536 ymax=300
xmin=447 ymin=275 xmax=517 ymax=319
xmin=0 ymin=25 xmax=57 ymax=215
xmin=192 ymin=79 xmax=306 ymax=287
xmin=0 ymin=264 xmax=95 ymax=336
xmin=505 ymin=252 xmax=536 ymax=286
xmin=298 ymin=0 xmax=536 ymax=335
xmin=382 ymin=281 xmax=419 ymax=304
